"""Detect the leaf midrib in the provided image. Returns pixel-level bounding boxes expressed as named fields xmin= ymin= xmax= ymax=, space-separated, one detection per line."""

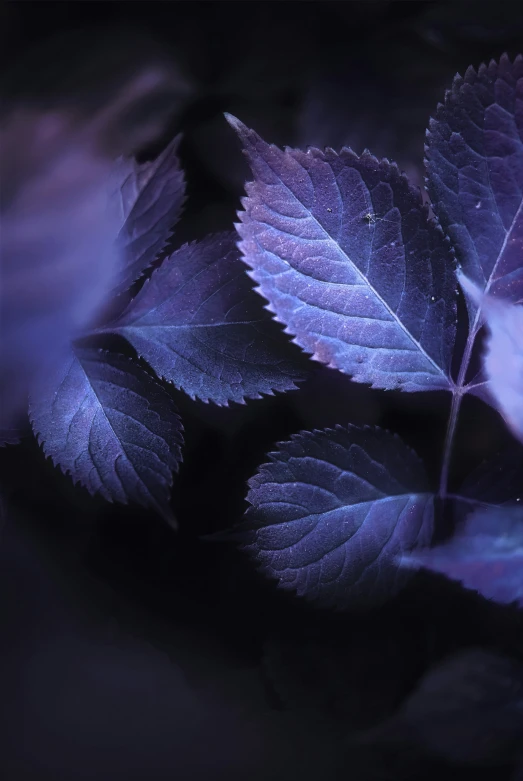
xmin=253 ymin=149 xmax=447 ymax=379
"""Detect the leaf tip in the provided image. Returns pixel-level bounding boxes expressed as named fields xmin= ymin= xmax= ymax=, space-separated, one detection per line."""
xmin=457 ymin=270 xmax=483 ymax=308
xmin=224 ymin=112 xmax=245 ymax=135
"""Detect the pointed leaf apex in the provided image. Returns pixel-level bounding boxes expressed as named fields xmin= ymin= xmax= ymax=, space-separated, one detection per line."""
xmin=224 ymin=112 xmax=246 ymax=134
xmin=457 ymin=271 xmax=483 ymax=308
xmin=233 ymin=121 xmax=456 ymax=391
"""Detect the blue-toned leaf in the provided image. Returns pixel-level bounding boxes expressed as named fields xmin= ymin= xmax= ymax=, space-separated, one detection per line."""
xmin=372 ymin=648 xmax=523 ymax=766
xmin=227 ymin=114 xmax=456 ymax=392
xmin=403 ymin=505 xmax=523 ymax=607
xmin=237 ymin=425 xmax=434 ymax=610
xmin=426 ymin=54 xmax=523 ymax=307
xmin=105 ymin=232 xmax=305 ymax=405
xmin=0 ymin=64 xmax=180 ymax=429
xmin=29 ymin=348 xmax=183 ymax=522
xmin=0 ymin=113 xmax=120 ymax=428
xmin=459 ymin=272 xmax=523 ymax=441
xmin=109 ymin=135 xmax=186 ymax=296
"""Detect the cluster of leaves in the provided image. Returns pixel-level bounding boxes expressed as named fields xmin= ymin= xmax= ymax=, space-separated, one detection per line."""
xmin=2 ymin=54 xmax=523 ymax=615
xmin=1 ymin=135 xmax=304 ymax=525
xmin=221 ymin=54 xmax=523 ymax=611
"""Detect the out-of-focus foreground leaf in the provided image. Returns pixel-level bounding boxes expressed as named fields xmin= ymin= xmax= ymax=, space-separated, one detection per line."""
xmin=459 ymin=272 xmax=523 ymax=442
xmin=0 ymin=42 xmax=189 ymax=429
xmin=402 ymin=505 xmax=523 ymax=607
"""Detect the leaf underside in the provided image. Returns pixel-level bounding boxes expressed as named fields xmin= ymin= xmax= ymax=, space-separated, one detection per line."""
xmin=109 ymin=134 xmax=186 ymax=296
xmin=107 ymin=232 xmax=306 ymax=405
xmin=29 ymin=347 xmax=183 ymax=522
xmin=228 ymin=114 xmax=456 ymax=392
xmin=403 ymin=505 xmax=523 ymax=608
xmin=426 ymin=53 xmax=523 ymax=308
xmin=239 ymin=424 xmax=434 ymax=610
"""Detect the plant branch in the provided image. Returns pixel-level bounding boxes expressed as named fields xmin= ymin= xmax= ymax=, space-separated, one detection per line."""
xmin=438 ymin=310 xmax=482 ymax=498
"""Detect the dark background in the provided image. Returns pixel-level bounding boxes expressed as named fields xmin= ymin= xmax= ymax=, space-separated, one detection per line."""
xmin=1 ymin=2 xmax=523 ymax=780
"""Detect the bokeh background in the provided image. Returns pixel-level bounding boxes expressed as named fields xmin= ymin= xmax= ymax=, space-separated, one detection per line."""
xmin=1 ymin=3 xmax=523 ymax=780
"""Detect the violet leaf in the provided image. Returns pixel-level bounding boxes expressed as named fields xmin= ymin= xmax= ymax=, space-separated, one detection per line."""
xmin=236 ymin=425 xmax=434 ymax=610
xmin=29 ymin=347 xmax=183 ymax=523
xmin=105 ymin=232 xmax=306 ymax=405
xmin=0 ymin=63 xmax=180 ymax=429
xmin=109 ymin=134 xmax=186 ymax=296
xmin=226 ymin=114 xmax=456 ymax=392
xmin=459 ymin=271 xmax=523 ymax=442
xmin=0 ymin=113 xmax=122 ymax=427
xmin=426 ymin=54 xmax=523 ymax=309
xmin=402 ymin=505 xmax=523 ymax=607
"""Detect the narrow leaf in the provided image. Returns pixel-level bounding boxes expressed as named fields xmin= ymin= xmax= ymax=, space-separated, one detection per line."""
xmin=459 ymin=271 xmax=523 ymax=441
xmin=227 ymin=114 xmax=456 ymax=392
xmin=402 ymin=505 xmax=523 ymax=607
xmin=29 ymin=348 xmax=183 ymax=522
xmin=106 ymin=232 xmax=306 ymax=405
xmin=238 ymin=425 xmax=434 ymax=610
xmin=426 ymin=54 xmax=523 ymax=307
xmin=109 ymin=135 xmax=186 ymax=295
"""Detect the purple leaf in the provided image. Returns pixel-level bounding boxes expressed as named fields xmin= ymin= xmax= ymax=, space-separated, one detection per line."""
xmin=0 ymin=111 xmax=121 ymax=428
xmin=237 ymin=425 xmax=434 ymax=610
xmin=425 ymin=54 xmax=523 ymax=307
xmin=370 ymin=648 xmax=523 ymax=766
xmin=403 ymin=505 xmax=523 ymax=607
xmin=459 ymin=272 xmax=523 ymax=442
xmin=0 ymin=64 xmax=181 ymax=428
xmin=29 ymin=348 xmax=183 ymax=523
xmin=109 ymin=135 xmax=186 ymax=296
xmin=227 ymin=114 xmax=456 ymax=393
xmin=105 ymin=232 xmax=305 ymax=405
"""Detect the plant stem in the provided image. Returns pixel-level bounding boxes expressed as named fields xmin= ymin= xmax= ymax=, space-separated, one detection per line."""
xmin=439 ymin=389 xmax=463 ymax=498
xmin=438 ymin=311 xmax=482 ymax=498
